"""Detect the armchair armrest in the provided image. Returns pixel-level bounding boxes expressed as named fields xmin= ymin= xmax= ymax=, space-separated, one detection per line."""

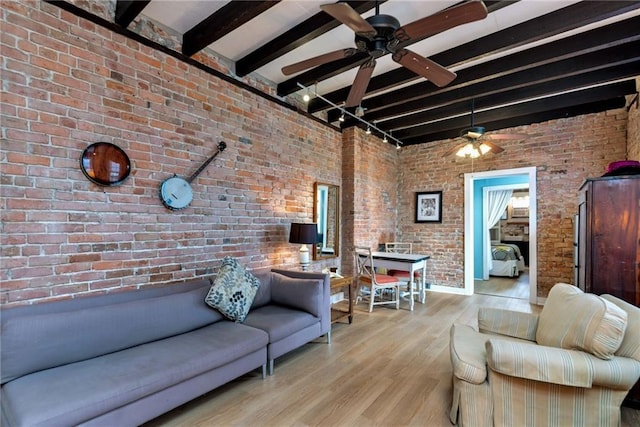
xmin=486 ymin=339 xmax=640 ymax=390
xmin=478 ymin=307 xmax=538 ymax=341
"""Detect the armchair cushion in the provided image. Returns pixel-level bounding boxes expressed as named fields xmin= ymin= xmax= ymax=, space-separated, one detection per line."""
xmin=536 ymin=283 xmax=627 ymax=360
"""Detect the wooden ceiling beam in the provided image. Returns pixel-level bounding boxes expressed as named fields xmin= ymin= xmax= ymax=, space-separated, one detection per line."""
xmin=114 ymin=0 xmax=150 ymax=27
xmin=401 ymin=97 xmax=626 ymax=146
xmin=393 ymin=80 xmax=636 ymax=141
xmin=236 ymin=1 xmax=382 ymax=77
xmin=183 ymin=1 xmax=281 ymax=57
xmin=391 ymin=60 xmax=639 ymax=133
xmin=371 ymin=41 xmax=640 ymax=131
xmin=380 ymin=60 xmax=640 ymax=133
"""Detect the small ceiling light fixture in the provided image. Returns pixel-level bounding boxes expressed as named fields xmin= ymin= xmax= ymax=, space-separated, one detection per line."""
xmin=382 ymin=135 xmax=388 ymax=143
xmin=338 ymin=113 xmax=345 ymax=122
xmin=396 ymin=142 xmax=401 ymax=150
xmin=366 ymin=126 xmax=371 ymax=135
xmin=355 ymin=105 xmax=365 ymax=117
xmin=302 ymin=88 xmax=311 ymax=103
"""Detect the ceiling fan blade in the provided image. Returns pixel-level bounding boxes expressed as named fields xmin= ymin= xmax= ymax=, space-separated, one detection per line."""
xmin=345 ymin=58 xmax=376 ymax=107
xmin=320 ymin=3 xmax=377 ymax=38
xmin=481 ymin=140 xmax=504 ymax=154
xmin=282 ymin=48 xmax=358 ymax=75
xmin=392 ymin=49 xmax=456 ymax=87
xmin=394 ymin=1 xmax=488 ymax=45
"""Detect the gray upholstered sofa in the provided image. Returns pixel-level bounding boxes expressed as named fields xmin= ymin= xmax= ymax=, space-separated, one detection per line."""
xmin=0 ymin=268 xmax=330 ymax=427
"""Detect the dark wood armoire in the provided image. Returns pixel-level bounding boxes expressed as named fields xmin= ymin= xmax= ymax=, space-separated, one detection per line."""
xmin=576 ymin=174 xmax=640 ymax=407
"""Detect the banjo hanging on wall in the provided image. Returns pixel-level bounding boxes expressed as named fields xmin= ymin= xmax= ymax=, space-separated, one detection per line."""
xmin=160 ymin=141 xmax=226 ymax=211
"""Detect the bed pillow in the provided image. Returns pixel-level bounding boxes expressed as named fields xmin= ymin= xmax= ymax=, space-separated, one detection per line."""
xmin=205 ymin=257 xmax=261 ymax=323
xmin=536 ymin=283 xmax=627 ymax=360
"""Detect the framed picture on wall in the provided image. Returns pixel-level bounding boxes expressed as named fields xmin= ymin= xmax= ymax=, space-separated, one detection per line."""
xmin=415 ymin=191 xmax=442 ymax=223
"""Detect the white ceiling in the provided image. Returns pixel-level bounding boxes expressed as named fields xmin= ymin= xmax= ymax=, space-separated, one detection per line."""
xmin=142 ymin=0 xmax=587 ymax=95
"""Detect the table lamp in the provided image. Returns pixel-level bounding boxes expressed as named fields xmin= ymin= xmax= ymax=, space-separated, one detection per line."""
xmin=289 ymin=223 xmax=317 ymax=271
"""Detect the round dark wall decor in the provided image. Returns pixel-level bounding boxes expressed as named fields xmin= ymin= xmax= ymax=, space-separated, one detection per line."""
xmin=80 ymin=142 xmax=131 ymax=186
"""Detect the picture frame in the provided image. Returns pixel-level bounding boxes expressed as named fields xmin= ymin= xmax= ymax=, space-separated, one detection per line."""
xmin=415 ymin=191 xmax=442 ymax=223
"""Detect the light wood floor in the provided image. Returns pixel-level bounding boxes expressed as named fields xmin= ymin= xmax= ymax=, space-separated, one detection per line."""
xmin=145 ymin=292 xmax=640 ymax=427
xmin=475 ymin=268 xmax=529 ymax=299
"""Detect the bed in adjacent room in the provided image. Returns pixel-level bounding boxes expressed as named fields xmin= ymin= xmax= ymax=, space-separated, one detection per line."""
xmin=490 ymin=243 xmax=526 ymax=277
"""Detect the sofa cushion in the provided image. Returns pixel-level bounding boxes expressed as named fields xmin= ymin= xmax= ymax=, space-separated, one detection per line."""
xmin=1 ymin=322 xmax=268 ymax=427
xmin=243 ymin=305 xmax=319 ymax=343
xmin=271 ymin=272 xmax=323 ymax=317
xmin=537 ymin=283 xmax=628 ymax=360
xmin=1 ymin=285 xmax=221 ymax=384
xmin=205 ymin=257 xmax=261 ymax=322
xmin=250 ymin=268 xmax=273 ymax=309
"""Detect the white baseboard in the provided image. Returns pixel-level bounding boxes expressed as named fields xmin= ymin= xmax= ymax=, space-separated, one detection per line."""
xmin=330 ymin=292 xmax=344 ymax=304
xmin=427 ymin=285 xmax=471 ymax=296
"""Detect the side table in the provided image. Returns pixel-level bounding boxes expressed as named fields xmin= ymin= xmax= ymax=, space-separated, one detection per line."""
xmin=330 ymin=276 xmax=353 ymax=324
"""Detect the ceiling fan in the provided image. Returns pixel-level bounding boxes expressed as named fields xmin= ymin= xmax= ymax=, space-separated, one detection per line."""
xmin=282 ymin=1 xmax=488 ymax=108
xmin=446 ymin=99 xmax=533 ymax=158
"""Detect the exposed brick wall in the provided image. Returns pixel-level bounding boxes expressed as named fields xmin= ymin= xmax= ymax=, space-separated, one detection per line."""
xmin=628 ymin=79 xmax=640 ymax=161
xmin=398 ymin=111 xmax=629 ymax=297
xmin=0 ymin=1 xmax=341 ymax=305
xmin=341 ymin=127 xmax=399 ymax=276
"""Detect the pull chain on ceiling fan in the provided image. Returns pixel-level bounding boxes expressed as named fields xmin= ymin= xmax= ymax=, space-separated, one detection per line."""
xmin=282 ymin=1 xmax=488 ymax=108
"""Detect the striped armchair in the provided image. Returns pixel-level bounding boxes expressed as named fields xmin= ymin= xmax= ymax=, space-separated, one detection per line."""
xmin=449 ymin=283 xmax=640 ymax=427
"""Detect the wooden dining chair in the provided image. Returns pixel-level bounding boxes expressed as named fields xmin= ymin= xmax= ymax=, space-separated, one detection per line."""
xmin=354 ymin=246 xmax=401 ymax=312
xmin=384 ymin=242 xmax=421 ymax=301
xmin=384 ymin=242 xmax=412 ymax=254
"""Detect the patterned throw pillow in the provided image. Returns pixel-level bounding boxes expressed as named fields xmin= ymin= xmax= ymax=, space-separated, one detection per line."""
xmin=205 ymin=257 xmax=261 ymax=323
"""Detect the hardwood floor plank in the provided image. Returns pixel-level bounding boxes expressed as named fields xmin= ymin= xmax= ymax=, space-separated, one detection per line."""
xmin=144 ymin=292 xmax=639 ymax=427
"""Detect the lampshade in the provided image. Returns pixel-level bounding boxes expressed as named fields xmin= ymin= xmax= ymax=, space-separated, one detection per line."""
xmin=289 ymin=223 xmax=317 ymax=244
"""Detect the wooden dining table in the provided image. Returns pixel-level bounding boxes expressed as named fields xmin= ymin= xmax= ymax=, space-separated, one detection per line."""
xmin=358 ymin=251 xmax=430 ymax=311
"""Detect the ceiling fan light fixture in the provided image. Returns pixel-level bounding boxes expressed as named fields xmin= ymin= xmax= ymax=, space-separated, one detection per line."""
xmin=456 ymin=143 xmax=474 ymax=157
xmin=456 ymin=142 xmax=484 ymax=158
xmin=479 ymin=142 xmax=491 ymax=155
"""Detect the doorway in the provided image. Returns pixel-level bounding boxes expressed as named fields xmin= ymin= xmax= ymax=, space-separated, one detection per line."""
xmin=463 ymin=167 xmax=538 ymax=304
